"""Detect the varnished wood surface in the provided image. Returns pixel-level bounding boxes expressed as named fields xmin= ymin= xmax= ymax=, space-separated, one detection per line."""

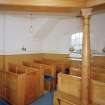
xmin=0 ymin=63 xmax=44 ymax=105
xmin=0 ymin=0 xmax=105 ymax=13
xmin=70 ymin=67 xmax=105 ymax=82
xmin=81 ymin=8 xmax=92 ymax=105
xmin=34 ymin=58 xmax=71 ymax=74
xmin=0 ymin=53 xmax=70 ymax=70
xmin=56 ymin=73 xmax=105 ymax=105
xmin=23 ymin=61 xmax=56 ymax=77
xmin=87 ymin=0 xmax=105 ymax=7
xmin=54 ymin=91 xmax=82 ymax=105
xmin=58 ymin=73 xmax=81 ymax=98
xmin=0 ymin=0 xmax=85 ymax=7
xmin=0 ymin=4 xmax=81 ymax=13
xmin=0 ymin=54 xmax=105 ymax=71
xmin=0 ymin=0 xmax=85 ymax=13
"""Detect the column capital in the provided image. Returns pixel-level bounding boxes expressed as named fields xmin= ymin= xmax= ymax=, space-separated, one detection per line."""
xmin=81 ymin=8 xmax=93 ymax=17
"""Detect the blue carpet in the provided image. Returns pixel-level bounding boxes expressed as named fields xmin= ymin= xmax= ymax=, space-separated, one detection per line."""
xmin=30 ymin=92 xmax=53 ymax=105
xmin=0 ymin=99 xmax=9 ymax=105
xmin=0 ymin=92 xmax=53 ymax=105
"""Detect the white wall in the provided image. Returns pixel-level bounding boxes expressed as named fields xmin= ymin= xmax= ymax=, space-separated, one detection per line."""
xmin=0 ymin=11 xmax=105 ymax=55
xmin=0 ymin=13 xmax=4 ymax=54
xmin=41 ymin=18 xmax=81 ymax=53
xmin=91 ymin=13 xmax=105 ymax=53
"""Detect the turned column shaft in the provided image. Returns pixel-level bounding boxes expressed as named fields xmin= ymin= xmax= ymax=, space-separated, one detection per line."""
xmin=81 ymin=8 xmax=92 ymax=105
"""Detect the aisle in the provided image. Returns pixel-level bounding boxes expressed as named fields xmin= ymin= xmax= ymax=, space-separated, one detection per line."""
xmin=31 ymin=92 xmax=53 ymax=105
xmin=0 ymin=92 xmax=54 ymax=105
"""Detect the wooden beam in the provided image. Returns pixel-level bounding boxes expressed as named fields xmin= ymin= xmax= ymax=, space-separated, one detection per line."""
xmin=86 ymin=0 xmax=105 ymax=13
xmin=0 ymin=4 xmax=81 ymax=13
xmin=0 ymin=0 xmax=86 ymax=12
xmin=87 ymin=0 xmax=105 ymax=7
xmin=0 ymin=0 xmax=85 ymax=7
xmin=92 ymin=3 xmax=105 ymax=13
xmin=81 ymin=8 xmax=92 ymax=105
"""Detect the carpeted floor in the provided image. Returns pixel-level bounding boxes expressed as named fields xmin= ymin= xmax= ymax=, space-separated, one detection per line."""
xmin=0 ymin=92 xmax=53 ymax=105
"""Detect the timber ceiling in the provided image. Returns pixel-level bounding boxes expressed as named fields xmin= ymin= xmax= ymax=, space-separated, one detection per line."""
xmin=0 ymin=0 xmax=105 ymax=13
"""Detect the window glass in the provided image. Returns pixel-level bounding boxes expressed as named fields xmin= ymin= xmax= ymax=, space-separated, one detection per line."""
xmin=69 ymin=32 xmax=83 ymax=58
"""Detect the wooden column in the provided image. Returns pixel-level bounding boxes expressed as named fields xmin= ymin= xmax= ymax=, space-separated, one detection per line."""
xmin=81 ymin=8 xmax=92 ymax=105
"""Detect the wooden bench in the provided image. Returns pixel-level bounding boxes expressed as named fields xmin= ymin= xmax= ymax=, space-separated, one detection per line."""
xmin=23 ymin=61 xmax=56 ymax=77
xmin=0 ymin=63 xmax=44 ymax=105
xmin=70 ymin=67 xmax=105 ymax=82
xmin=9 ymin=62 xmax=44 ymax=97
xmin=92 ymin=66 xmax=105 ymax=74
xmin=54 ymin=73 xmax=105 ymax=105
xmin=34 ymin=59 xmax=71 ymax=86
xmin=34 ymin=58 xmax=71 ymax=74
xmin=23 ymin=61 xmax=56 ymax=91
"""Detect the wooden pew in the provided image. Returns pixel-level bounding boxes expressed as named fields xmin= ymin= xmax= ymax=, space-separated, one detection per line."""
xmin=33 ymin=59 xmax=71 ymax=86
xmin=54 ymin=73 xmax=105 ymax=105
xmin=92 ymin=66 xmax=105 ymax=74
xmin=23 ymin=61 xmax=56 ymax=77
xmin=54 ymin=73 xmax=81 ymax=105
xmin=91 ymin=80 xmax=105 ymax=105
xmin=70 ymin=67 xmax=105 ymax=82
xmin=57 ymin=73 xmax=81 ymax=98
xmin=34 ymin=58 xmax=71 ymax=74
xmin=0 ymin=63 xmax=44 ymax=105
xmin=8 ymin=62 xmax=44 ymax=97
xmin=22 ymin=61 xmax=56 ymax=91
xmin=70 ymin=56 xmax=105 ymax=74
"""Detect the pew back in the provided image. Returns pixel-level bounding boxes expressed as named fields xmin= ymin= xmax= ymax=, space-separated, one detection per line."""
xmin=58 ymin=73 xmax=81 ymax=98
xmin=70 ymin=68 xmax=105 ymax=83
xmin=91 ymin=80 xmax=105 ymax=105
xmin=57 ymin=73 xmax=105 ymax=105
xmin=23 ymin=61 xmax=56 ymax=77
xmin=0 ymin=63 xmax=44 ymax=105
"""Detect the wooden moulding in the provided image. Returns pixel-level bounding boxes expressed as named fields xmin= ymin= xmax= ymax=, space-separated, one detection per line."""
xmin=0 ymin=63 xmax=44 ymax=105
xmin=55 ymin=73 xmax=105 ymax=105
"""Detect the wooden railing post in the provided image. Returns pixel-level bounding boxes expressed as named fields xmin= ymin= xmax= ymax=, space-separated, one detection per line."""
xmin=81 ymin=8 xmax=92 ymax=105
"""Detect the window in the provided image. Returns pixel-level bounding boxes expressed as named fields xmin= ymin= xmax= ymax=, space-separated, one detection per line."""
xmin=69 ymin=32 xmax=83 ymax=58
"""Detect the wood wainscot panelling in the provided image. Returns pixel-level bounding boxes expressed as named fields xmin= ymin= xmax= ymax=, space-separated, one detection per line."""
xmin=70 ymin=67 xmax=105 ymax=83
xmin=93 ymin=56 xmax=105 ymax=67
xmin=0 ymin=53 xmax=70 ymax=71
xmin=1 ymin=53 xmax=105 ymax=72
xmin=0 ymin=55 xmax=4 ymax=70
xmin=70 ymin=55 xmax=105 ymax=69
xmin=39 ymin=53 xmax=70 ymax=61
